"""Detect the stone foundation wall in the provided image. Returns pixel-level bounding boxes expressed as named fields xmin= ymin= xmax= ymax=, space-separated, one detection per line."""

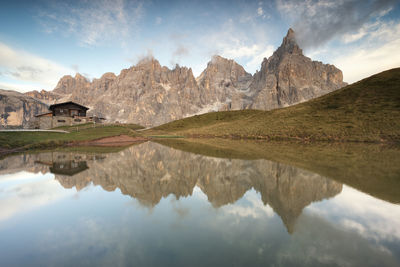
xmin=38 ymin=116 xmax=91 ymax=129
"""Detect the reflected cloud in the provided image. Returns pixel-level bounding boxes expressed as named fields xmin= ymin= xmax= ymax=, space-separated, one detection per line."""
xmin=308 ymin=186 xmax=400 ymax=242
xmin=0 ymin=172 xmax=73 ymax=222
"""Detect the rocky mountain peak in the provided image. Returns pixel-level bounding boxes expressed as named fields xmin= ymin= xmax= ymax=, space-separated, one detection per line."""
xmin=135 ymin=57 xmax=161 ymax=70
xmin=74 ymin=73 xmax=88 ymax=81
xmin=198 ymin=55 xmax=251 ymax=84
xmin=277 ymin=28 xmax=303 ymax=56
xmin=99 ymin=72 xmax=116 ymax=80
xmin=53 ymin=73 xmax=90 ymax=95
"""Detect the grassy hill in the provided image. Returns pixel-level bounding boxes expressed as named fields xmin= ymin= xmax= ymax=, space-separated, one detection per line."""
xmin=147 ymin=68 xmax=400 ymax=143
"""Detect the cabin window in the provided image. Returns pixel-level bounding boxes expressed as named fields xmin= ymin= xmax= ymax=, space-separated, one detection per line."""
xmin=57 ymin=119 xmax=66 ymax=123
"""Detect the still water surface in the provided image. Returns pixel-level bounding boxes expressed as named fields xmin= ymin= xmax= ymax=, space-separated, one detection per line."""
xmin=0 ymin=141 xmax=399 ymax=266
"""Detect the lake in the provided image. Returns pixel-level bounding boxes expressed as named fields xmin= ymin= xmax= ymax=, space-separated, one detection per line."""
xmin=0 ymin=140 xmax=399 ymax=266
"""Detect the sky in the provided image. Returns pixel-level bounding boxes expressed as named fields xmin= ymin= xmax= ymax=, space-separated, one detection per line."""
xmin=0 ymin=0 xmax=399 ymax=93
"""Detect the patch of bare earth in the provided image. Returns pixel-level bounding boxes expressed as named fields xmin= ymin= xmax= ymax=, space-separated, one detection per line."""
xmin=79 ymin=135 xmax=148 ymax=147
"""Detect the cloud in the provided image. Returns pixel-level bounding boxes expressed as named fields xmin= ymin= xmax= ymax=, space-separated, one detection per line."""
xmin=170 ymin=45 xmax=190 ymax=66
xmin=333 ymin=20 xmax=400 ymax=82
xmin=223 ymin=44 xmax=260 ymax=58
xmin=0 ymin=42 xmax=73 ymax=92
xmin=245 ymin=45 xmax=275 ymax=71
xmin=199 ymin=18 xmax=274 ymax=73
xmin=221 ymin=189 xmax=275 ymax=219
xmin=71 ymin=64 xmax=80 ymax=73
xmin=155 ymin=16 xmax=163 ymax=25
xmin=334 ymin=37 xmax=400 ymax=83
xmin=276 ymin=0 xmax=397 ymax=49
xmin=132 ymin=49 xmax=154 ymax=65
xmin=0 ymin=171 xmax=73 ymax=222
xmin=257 ymin=7 xmax=264 ymax=16
xmin=37 ymin=0 xmax=144 ymax=46
xmin=173 ymin=45 xmax=189 ymax=58
xmin=308 ymin=185 xmax=400 ymax=243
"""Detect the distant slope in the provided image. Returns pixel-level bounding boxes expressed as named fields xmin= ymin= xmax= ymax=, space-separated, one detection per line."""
xmin=147 ymin=68 xmax=400 ymax=143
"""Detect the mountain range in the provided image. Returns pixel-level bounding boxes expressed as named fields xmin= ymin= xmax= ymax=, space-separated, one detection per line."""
xmin=0 ymin=29 xmax=346 ymax=128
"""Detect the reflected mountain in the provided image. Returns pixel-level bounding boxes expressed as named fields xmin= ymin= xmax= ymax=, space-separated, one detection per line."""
xmin=156 ymin=138 xmax=400 ymax=203
xmin=0 ymin=142 xmax=342 ymax=233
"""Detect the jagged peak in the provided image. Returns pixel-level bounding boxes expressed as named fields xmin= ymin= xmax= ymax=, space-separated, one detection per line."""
xmin=100 ymin=72 xmax=116 ymax=79
xmin=277 ymin=28 xmax=303 ymax=55
xmin=286 ymin=28 xmax=295 ymax=39
xmin=74 ymin=73 xmax=88 ymax=81
xmin=206 ymin=55 xmax=249 ymax=73
xmin=209 ymin=55 xmax=234 ymax=65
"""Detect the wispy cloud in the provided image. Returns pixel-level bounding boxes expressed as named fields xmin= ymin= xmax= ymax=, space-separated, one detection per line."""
xmin=199 ymin=18 xmax=273 ymax=73
xmin=308 ymin=185 xmax=400 ymax=243
xmin=0 ymin=171 xmax=72 ymax=222
xmin=170 ymin=45 xmax=190 ymax=67
xmin=333 ymin=19 xmax=400 ymax=82
xmin=37 ymin=0 xmax=144 ymax=47
xmin=0 ymin=42 xmax=73 ymax=92
xmin=276 ymin=0 xmax=397 ymax=49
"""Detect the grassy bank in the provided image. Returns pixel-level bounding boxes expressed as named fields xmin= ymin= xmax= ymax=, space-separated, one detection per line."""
xmin=155 ymin=138 xmax=400 ymax=204
xmin=147 ymin=68 xmax=400 ymax=143
xmin=0 ymin=123 xmax=144 ymax=152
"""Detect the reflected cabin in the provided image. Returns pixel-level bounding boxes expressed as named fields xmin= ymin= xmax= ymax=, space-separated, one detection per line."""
xmin=34 ymin=101 xmax=104 ymax=129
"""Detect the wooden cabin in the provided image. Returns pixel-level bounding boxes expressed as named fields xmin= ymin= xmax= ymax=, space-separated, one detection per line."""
xmin=34 ymin=101 xmax=99 ymax=129
xmin=49 ymin=101 xmax=89 ymax=117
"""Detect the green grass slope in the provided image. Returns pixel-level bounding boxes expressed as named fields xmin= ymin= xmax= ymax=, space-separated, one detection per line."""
xmin=148 ymin=68 xmax=400 ymax=143
xmin=0 ymin=124 xmax=143 ymax=151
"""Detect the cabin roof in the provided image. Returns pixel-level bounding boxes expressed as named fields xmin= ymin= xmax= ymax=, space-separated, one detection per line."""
xmin=49 ymin=101 xmax=89 ymax=111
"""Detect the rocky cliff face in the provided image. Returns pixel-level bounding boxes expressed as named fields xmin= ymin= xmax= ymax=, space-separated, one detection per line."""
xmin=24 ymin=89 xmax=63 ymax=105
xmin=13 ymin=28 xmax=346 ymax=128
xmin=249 ymin=28 xmax=346 ymax=110
xmin=196 ymin=55 xmax=253 ymax=110
xmin=0 ymin=89 xmax=48 ymax=128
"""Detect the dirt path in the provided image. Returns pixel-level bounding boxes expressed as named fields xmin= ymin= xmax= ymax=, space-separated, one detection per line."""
xmin=78 ymin=135 xmax=148 ymax=146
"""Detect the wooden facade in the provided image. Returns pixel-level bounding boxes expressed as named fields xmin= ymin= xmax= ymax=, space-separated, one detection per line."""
xmin=34 ymin=101 xmax=96 ymax=129
xmin=49 ymin=102 xmax=89 ymax=117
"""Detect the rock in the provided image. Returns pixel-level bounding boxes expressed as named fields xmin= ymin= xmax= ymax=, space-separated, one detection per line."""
xmin=249 ymin=28 xmax=347 ymax=110
xmin=24 ymin=89 xmax=63 ymax=105
xmin=0 ymin=89 xmax=48 ymax=128
xmin=196 ymin=55 xmax=253 ymax=110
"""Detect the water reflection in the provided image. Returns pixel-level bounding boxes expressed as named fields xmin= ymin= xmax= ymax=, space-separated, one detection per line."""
xmin=0 ymin=141 xmax=399 ymax=266
xmin=0 ymin=142 xmax=341 ymax=233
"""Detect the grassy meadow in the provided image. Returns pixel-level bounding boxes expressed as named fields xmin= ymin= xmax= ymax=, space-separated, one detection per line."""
xmin=0 ymin=123 xmax=144 ymax=151
xmin=147 ymin=68 xmax=400 ymax=143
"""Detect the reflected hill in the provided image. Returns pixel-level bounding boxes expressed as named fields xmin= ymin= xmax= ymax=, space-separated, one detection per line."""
xmin=156 ymin=138 xmax=400 ymax=204
xmin=0 ymin=142 xmax=342 ymax=233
